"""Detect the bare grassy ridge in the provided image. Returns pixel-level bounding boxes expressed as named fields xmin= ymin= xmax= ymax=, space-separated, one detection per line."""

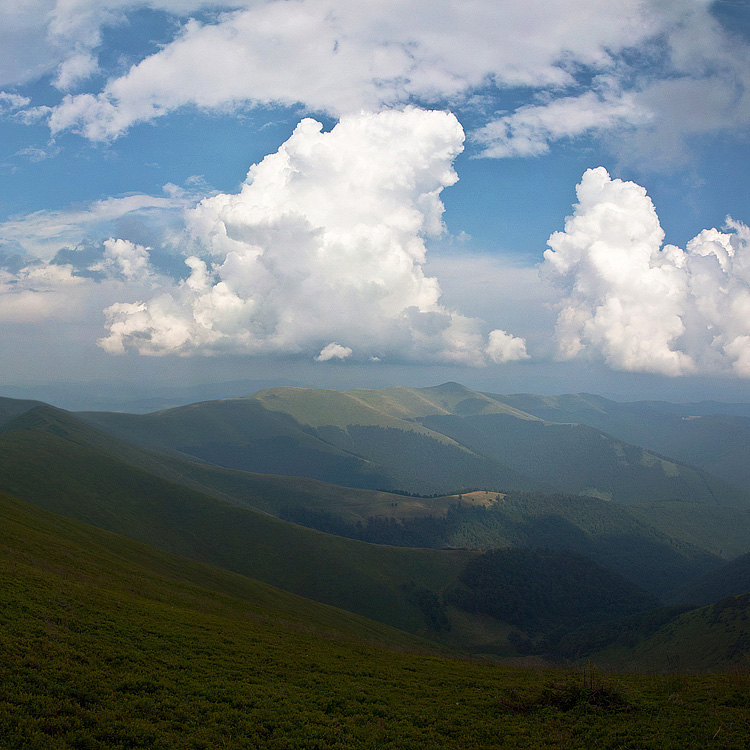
xmin=3 ymin=492 xmax=750 ymax=750
xmin=77 ymin=382 xmax=748 ymax=503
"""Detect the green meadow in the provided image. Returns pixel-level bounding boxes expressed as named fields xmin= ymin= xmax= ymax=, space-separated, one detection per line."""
xmin=3 ymin=492 xmax=750 ymax=750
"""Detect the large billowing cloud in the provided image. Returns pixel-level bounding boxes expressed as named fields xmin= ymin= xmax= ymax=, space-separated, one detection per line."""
xmin=543 ymin=167 xmax=750 ymax=377
xmin=98 ymin=108 xmax=527 ymax=364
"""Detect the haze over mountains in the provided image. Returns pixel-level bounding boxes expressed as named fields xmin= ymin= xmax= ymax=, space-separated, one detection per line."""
xmin=78 ymin=382 xmax=748 ymax=504
xmin=3 ymin=381 xmax=750 ymax=673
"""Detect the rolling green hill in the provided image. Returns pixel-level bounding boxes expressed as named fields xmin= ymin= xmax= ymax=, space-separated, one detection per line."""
xmin=0 ymin=414 xmax=478 ymax=639
xmin=6 ymin=492 xmax=750 ymax=748
xmin=1 ymin=395 xmax=744 ymax=604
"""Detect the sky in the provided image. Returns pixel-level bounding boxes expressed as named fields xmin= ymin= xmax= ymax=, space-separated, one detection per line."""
xmin=1 ymin=0 xmax=750 ymax=409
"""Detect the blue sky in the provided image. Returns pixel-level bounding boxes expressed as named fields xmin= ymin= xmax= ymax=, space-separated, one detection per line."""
xmin=1 ymin=0 xmax=750 ymax=408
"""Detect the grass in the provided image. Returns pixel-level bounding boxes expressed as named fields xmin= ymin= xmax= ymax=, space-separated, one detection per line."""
xmin=0 ymin=429 xmax=475 ymax=637
xmin=4 ymin=492 xmax=750 ymax=749
xmin=589 ymin=593 xmax=750 ymax=673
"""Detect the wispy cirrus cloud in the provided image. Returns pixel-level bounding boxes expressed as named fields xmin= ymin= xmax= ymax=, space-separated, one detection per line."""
xmin=474 ymin=87 xmax=649 ymax=158
xmin=0 ymin=188 xmax=191 ymax=260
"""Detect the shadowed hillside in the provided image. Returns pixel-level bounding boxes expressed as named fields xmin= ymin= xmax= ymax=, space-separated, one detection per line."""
xmin=6 ymin=492 xmax=750 ymax=747
xmin=488 ymin=392 xmax=750 ymax=493
xmin=0 ymin=412 xmax=475 ymax=638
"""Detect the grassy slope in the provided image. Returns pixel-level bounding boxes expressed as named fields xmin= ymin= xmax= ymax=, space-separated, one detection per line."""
xmin=669 ymin=552 xmax=750 ymax=607
xmin=0 ymin=492 xmax=424 ymax=648
xmin=624 ymin=500 xmax=750 ymax=560
xmin=254 ymin=381 xmax=536 ymax=425
xmin=4 ymin=491 xmax=750 ymax=749
xmin=0 ymin=426 xmax=473 ymax=637
xmin=588 ymin=594 xmax=750 ymax=673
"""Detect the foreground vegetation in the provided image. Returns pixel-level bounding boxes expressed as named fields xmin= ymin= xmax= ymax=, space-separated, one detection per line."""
xmin=3 ymin=492 xmax=750 ymax=749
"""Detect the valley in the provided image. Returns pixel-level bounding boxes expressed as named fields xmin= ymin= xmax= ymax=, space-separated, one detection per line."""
xmin=4 ymin=382 xmax=750 ymax=747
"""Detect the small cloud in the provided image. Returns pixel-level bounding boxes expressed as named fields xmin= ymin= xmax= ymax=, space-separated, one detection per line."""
xmin=315 ymin=342 xmax=353 ymax=361
xmin=0 ymin=92 xmax=30 ymax=115
xmin=486 ymin=329 xmax=529 ymax=363
xmin=89 ymin=238 xmax=153 ymax=282
xmin=15 ymin=146 xmax=58 ymax=163
xmin=54 ymin=52 xmax=99 ymax=91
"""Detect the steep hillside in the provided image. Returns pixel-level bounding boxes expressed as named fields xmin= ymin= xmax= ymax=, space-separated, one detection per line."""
xmin=568 ymin=594 xmax=750 ymax=673
xmin=5 ymin=494 xmax=749 ymax=748
xmin=0 ymin=491 xmax=425 ymax=648
xmin=0 ymin=420 xmax=476 ymax=638
xmin=670 ymin=552 xmax=750 ymax=607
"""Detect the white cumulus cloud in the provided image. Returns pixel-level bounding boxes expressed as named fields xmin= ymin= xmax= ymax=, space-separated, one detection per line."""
xmin=486 ymin=329 xmax=529 ymax=364
xmin=92 ymin=238 xmax=153 ymax=281
xmin=97 ymin=108 xmax=528 ymax=365
xmin=542 ymin=167 xmax=750 ymax=377
xmin=315 ymin=342 xmax=352 ymax=362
